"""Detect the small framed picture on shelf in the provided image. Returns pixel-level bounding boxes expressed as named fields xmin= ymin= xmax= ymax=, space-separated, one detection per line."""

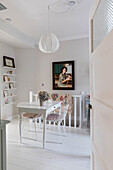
xmin=8 ymin=77 xmax=10 ymax=81
xmin=3 ymin=75 xmax=8 ymax=82
xmin=8 ymin=70 xmax=13 ymax=74
xmin=3 ymin=56 xmax=15 ymax=68
xmin=5 ymin=99 xmax=9 ymax=104
xmin=3 ymin=90 xmax=8 ymax=97
xmin=9 ymin=83 xmax=14 ymax=89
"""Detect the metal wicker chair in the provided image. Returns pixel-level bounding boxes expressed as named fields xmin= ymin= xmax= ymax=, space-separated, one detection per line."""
xmin=21 ymin=92 xmax=43 ymax=140
xmin=46 ymin=104 xmax=69 ymax=140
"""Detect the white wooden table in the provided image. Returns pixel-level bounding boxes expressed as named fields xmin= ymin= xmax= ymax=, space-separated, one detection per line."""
xmin=17 ymin=101 xmax=62 ymax=149
xmin=72 ymin=95 xmax=82 ymax=128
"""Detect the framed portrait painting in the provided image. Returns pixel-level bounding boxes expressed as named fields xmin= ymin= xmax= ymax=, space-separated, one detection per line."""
xmin=3 ymin=56 xmax=15 ymax=68
xmin=52 ymin=60 xmax=75 ymax=90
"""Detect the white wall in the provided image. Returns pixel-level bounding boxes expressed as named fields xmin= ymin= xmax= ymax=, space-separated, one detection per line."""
xmin=0 ymin=42 xmax=16 ymax=119
xmin=37 ymin=38 xmax=90 ymax=95
xmin=15 ymin=38 xmax=89 ymax=104
xmin=15 ymin=48 xmax=38 ymax=102
xmin=0 ymin=38 xmax=89 ymax=119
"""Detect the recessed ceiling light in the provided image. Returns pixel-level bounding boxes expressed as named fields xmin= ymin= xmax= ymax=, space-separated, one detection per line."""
xmin=5 ymin=18 xmax=12 ymax=22
xmin=68 ymin=1 xmax=76 ymax=7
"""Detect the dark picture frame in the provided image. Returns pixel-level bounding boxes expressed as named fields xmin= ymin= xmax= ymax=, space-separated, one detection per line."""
xmin=52 ymin=60 xmax=75 ymax=90
xmin=3 ymin=56 xmax=15 ymax=68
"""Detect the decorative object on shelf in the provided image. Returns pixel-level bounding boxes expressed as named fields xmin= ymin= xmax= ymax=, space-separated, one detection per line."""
xmin=52 ymin=60 xmax=75 ymax=90
xmin=38 ymin=91 xmax=49 ymax=106
xmin=8 ymin=77 xmax=10 ymax=81
xmin=5 ymin=98 xmax=9 ymax=104
xmin=2 ymin=65 xmax=16 ymax=105
xmin=3 ymin=56 xmax=15 ymax=68
xmin=9 ymin=70 xmax=13 ymax=74
xmin=3 ymin=75 xmax=8 ymax=82
xmin=39 ymin=5 xmax=60 ymax=53
xmin=9 ymin=83 xmax=14 ymax=89
xmin=3 ymin=91 xmax=8 ymax=97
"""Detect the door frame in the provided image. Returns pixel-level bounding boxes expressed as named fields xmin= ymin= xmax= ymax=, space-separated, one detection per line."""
xmin=89 ymin=0 xmax=100 ymax=53
xmin=89 ymin=1 xmax=100 ymax=170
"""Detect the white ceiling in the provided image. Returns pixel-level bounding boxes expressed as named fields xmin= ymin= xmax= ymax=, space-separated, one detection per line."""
xmin=0 ymin=29 xmax=34 ymax=48
xmin=0 ymin=0 xmax=93 ymax=47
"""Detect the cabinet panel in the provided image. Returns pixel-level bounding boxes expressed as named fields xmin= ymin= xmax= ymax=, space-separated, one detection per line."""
xmin=0 ymin=129 xmax=2 ymax=170
xmin=0 ymin=126 xmax=6 ymax=170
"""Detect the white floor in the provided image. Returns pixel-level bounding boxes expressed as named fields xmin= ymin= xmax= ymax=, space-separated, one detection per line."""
xmin=6 ymin=118 xmax=91 ymax=170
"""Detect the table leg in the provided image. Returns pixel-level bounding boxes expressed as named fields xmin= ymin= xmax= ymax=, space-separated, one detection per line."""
xmin=43 ymin=112 xmax=46 ymax=149
xmin=19 ymin=112 xmax=22 ymax=143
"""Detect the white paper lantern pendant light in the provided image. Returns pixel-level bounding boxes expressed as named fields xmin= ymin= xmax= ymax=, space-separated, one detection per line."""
xmin=39 ymin=0 xmax=84 ymax=53
xmin=39 ymin=33 xmax=59 ymax=53
xmin=39 ymin=6 xmax=60 ymax=53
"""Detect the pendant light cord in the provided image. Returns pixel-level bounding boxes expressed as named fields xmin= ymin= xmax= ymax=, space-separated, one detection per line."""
xmin=48 ymin=5 xmax=50 ymax=33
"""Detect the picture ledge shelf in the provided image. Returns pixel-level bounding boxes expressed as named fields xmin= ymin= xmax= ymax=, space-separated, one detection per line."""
xmin=2 ymin=66 xmax=16 ymax=70
xmin=3 ymin=95 xmax=16 ymax=99
xmin=2 ymin=57 xmax=17 ymax=106
xmin=3 ymin=81 xmax=16 ymax=83
xmin=2 ymin=102 xmax=17 ymax=106
xmin=3 ymin=73 xmax=16 ymax=77
xmin=3 ymin=88 xmax=17 ymax=91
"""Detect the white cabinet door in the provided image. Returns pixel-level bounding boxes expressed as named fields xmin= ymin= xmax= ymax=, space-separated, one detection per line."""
xmin=0 ymin=129 xmax=2 ymax=170
xmin=90 ymin=1 xmax=113 ymax=169
xmin=0 ymin=125 xmax=7 ymax=170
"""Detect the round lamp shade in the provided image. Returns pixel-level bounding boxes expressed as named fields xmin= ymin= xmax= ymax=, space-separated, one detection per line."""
xmin=39 ymin=33 xmax=60 ymax=53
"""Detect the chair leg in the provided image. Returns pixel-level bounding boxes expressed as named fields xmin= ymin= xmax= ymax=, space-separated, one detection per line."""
xmin=59 ymin=121 xmax=66 ymax=137
xmin=34 ymin=119 xmax=37 ymax=140
xmin=58 ymin=123 xmax=63 ymax=144
xmin=39 ymin=118 xmax=41 ymax=129
xmin=28 ymin=119 xmax=32 ymax=132
xmin=49 ymin=121 xmax=51 ymax=131
xmin=62 ymin=125 xmax=66 ymax=137
xmin=64 ymin=117 xmax=66 ymax=127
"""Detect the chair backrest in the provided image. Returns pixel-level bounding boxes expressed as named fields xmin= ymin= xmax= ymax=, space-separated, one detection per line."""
xmin=49 ymin=93 xmax=72 ymax=116
xmin=62 ymin=104 xmax=69 ymax=117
